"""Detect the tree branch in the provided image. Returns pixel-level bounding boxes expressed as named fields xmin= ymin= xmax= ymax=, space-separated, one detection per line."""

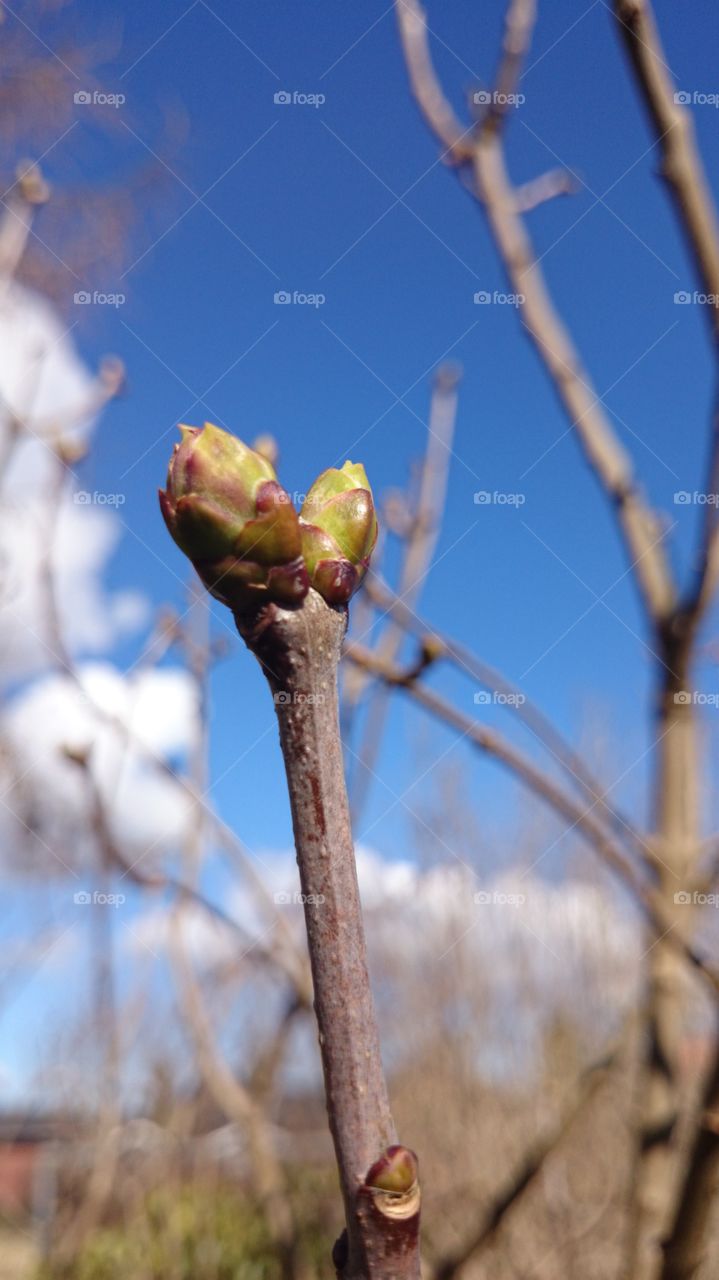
xmin=430 ymin=1053 xmax=613 ymax=1280
xmin=363 ymin=573 xmax=653 ymax=869
xmin=70 ymin=750 xmax=310 ymax=1000
xmin=513 ymin=167 xmax=576 ymax=212
xmin=395 ymin=0 xmax=474 ymax=162
xmin=170 ymin=913 xmax=300 ymax=1280
xmin=343 ymin=640 xmax=719 ymax=998
xmin=608 ymin=7 xmax=719 ymax=1272
xmin=613 ymin=0 xmax=719 ymax=343
xmin=484 ymin=0 xmax=536 ymax=135
xmin=613 ymin=0 xmax=719 ymax=631
xmin=660 ymin=1034 xmax=719 ymax=1280
xmin=395 ymin=0 xmax=676 ymax=626
xmin=238 ymin=590 xmax=420 ymax=1280
xmin=348 ymin=364 xmax=459 ymax=819
xmin=686 ymin=382 xmax=719 ymax=625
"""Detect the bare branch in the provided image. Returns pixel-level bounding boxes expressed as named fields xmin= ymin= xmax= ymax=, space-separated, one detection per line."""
xmin=38 ymin=571 xmax=313 ymax=1003
xmin=395 ymin=0 xmax=676 ymax=626
xmin=613 ymin=0 xmax=719 ymax=629
xmin=349 ymin=364 xmax=459 ymax=818
xmin=0 ymin=160 xmax=49 ymax=290
xmin=613 ymin=0 xmax=719 ymax=340
xmin=513 ymin=167 xmax=576 ymax=213
xmin=343 ymin=640 xmax=719 ymax=997
xmin=68 ymin=746 xmax=310 ymax=1000
xmin=395 ymin=0 xmax=474 ymax=161
xmin=362 ymin=573 xmax=654 ymax=869
xmin=687 ymin=384 xmax=719 ymax=623
xmin=170 ymin=913 xmax=300 ymax=1280
xmin=473 ymin=135 xmax=675 ymax=623
xmin=239 ymin=590 xmax=420 ymax=1280
xmin=485 ymin=0 xmax=536 ymax=134
xmin=660 ymin=1036 xmax=719 ymax=1280
xmin=430 ymin=1053 xmax=613 ymax=1280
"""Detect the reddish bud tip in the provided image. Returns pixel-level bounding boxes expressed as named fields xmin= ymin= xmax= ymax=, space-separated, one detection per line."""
xmin=365 ymin=1145 xmax=419 ymax=1194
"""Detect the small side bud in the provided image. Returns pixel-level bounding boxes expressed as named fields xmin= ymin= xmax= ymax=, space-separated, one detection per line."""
xmin=365 ymin=1145 xmax=418 ymax=1194
xmin=300 ymin=461 xmax=378 ymax=605
xmin=364 ymin=1145 xmax=421 ymax=1222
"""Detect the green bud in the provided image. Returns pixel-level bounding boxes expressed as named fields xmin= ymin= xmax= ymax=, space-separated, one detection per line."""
xmin=365 ymin=1146 xmax=419 ymax=1194
xmin=300 ymin=461 xmax=378 ymax=605
xmin=159 ymin=422 xmax=309 ymax=612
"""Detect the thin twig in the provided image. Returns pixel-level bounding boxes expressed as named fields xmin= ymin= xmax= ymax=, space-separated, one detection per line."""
xmin=395 ymin=0 xmax=475 ymax=161
xmin=484 ymin=0 xmax=536 ymax=135
xmin=395 ymin=0 xmax=676 ymax=626
xmin=513 ymin=167 xmax=576 ymax=212
xmin=67 ymin=747 xmax=309 ymax=997
xmin=349 ymin=365 xmax=459 ymax=819
xmin=613 ymin=0 xmax=719 ymax=343
xmin=363 ymin=573 xmax=653 ymax=868
xmin=343 ymin=641 xmax=719 ymax=997
xmin=170 ymin=913 xmax=302 ymax=1280
xmin=430 ymin=1053 xmax=613 ymax=1280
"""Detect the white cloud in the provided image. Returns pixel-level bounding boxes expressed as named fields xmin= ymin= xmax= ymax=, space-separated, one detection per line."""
xmin=124 ymin=844 xmax=641 ymax=1016
xmin=0 ymin=281 xmax=96 ymax=481
xmin=0 ymin=497 xmax=148 ymax=680
xmin=0 ymin=282 xmax=148 ymax=681
xmin=129 ymin=900 xmax=245 ymax=971
xmin=0 ymin=664 xmax=200 ymax=876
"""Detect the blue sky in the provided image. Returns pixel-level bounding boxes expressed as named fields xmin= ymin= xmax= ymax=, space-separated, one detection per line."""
xmin=83 ymin=2 xmax=719 ymax=831
xmin=71 ymin=0 xmax=719 ymax=848
xmin=3 ymin=0 xmax=719 ymax=1101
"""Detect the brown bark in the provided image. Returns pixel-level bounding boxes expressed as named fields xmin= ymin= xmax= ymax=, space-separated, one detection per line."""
xmin=393 ymin=5 xmax=719 ymax=1273
xmin=470 ymin=131 xmax=675 ymax=626
xmin=610 ymin=3 xmax=719 ymax=1271
xmin=237 ymin=589 xmax=420 ymax=1280
xmin=395 ymin=0 xmax=676 ymax=628
xmin=661 ymin=1048 xmax=719 ymax=1279
xmin=614 ymin=0 xmax=719 ymax=345
xmin=628 ymin=633 xmax=700 ymax=1280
